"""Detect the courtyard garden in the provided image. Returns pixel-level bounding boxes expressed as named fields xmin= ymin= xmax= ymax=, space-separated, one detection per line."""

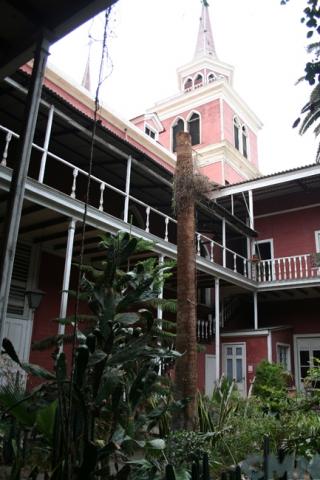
xmin=1 ymin=232 xmax=320 ymax=479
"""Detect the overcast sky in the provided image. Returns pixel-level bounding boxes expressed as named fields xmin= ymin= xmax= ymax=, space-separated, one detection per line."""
xmin=49 ymin=0 xmax=316 ymax=175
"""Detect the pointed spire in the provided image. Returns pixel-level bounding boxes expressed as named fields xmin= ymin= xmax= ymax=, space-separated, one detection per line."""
xmin=194 ymin=2 xmax=217 ymax=60
xmin=82 ymin=40 xmax=92 ymax=91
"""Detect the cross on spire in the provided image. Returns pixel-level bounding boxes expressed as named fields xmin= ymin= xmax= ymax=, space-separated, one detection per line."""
xmin=194 ymin=2 xmax=217 ymax=60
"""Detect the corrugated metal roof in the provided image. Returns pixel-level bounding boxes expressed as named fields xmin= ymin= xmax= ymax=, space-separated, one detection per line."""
xmin=218 ymin=163 xmax=319 ymax=190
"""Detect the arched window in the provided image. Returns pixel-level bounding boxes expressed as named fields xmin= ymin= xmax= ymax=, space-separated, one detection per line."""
xmin=208 ymin=73 xmax=216 ymax=83
xmin=242 ymin=125 xmax=248 ymax=158
xmin=184 ymin=77 xmax=193 ymax=91
xmin=188 ymin=112 xmax=200 ymax=146
xmin=194 ymin=73 xmax=203 ymax=88
xmin=172 ymin=118 xmax=185 ymax=152
xmin=233 ymin=117 xmax=240 ymax=151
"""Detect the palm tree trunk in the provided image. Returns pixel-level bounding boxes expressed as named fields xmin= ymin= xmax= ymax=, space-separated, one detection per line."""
xmin=174 ymin=131 xmax=198 ymax=430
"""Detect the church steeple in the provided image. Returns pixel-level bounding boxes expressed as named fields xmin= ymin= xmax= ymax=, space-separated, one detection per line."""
xmin=194 ymin=2 xmax=217 ymax=60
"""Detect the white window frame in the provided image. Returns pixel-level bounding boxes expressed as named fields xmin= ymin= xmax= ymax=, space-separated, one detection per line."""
xmin=294 ymin=334 xmax=320 ymax=390
xmin=276 ymin=342 xmax=291 ymax=372
xmin=233 ymin=115 xmax=250 ymax=160
xmin=144 ymin=123 xmax=158 ymax=141
xmin=186 ymin=110 xmax=202 ymax=146
xmin=255 ymin=238 xmax=275 ymax=280
xmin=170 ymin=116 xmax=186 ymax=152
xmin=255 ymin=238 xmax=274 ymax=259
xmin=222 ymin=342 xmax=247 ymax=396
xmin=193 ymin=72 xmax=204 ymax=89
xmin=183 ymin=77 xmax=193 ymax=91
xmin=207 ymin=72 xmax=216 ymax=84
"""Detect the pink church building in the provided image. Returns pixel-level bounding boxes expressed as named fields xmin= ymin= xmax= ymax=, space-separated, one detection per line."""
xmin=0 ymin=3 xmax=320 ymax=395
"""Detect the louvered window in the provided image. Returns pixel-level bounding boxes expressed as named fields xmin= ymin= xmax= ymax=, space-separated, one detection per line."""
xmin=7 ymin=243 xmax=31 ymax=316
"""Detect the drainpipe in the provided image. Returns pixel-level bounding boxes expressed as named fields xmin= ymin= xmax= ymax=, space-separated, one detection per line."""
xmin=215 ymin=278 xmax=220 ymax=382
xmin=253 ymin=291 xmax=258 ymax=330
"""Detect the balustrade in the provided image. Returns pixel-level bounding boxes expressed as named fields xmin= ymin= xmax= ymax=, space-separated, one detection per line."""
xmin=1 ymin=124 xmax=318 ymax=285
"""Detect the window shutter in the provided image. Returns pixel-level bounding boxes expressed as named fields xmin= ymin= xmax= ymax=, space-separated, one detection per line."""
xmin=7 ymin=243 xmax=31 ymax=316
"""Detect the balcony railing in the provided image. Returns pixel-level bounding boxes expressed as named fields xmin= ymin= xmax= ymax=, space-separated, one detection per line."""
xmin=256 ymin=254 xmax=320 ymax=283
xmin=0 ymin=123 xmax=319 ymax=286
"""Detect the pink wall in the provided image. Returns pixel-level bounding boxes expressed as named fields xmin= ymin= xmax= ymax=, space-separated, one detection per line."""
xmin=255 ymin=206 xmax=320 ymax=258
xmin=224 ymin=162 xmax=246 ymax=184
xmin=158 ymin=99 xmax=221 ymax=151
xmin=223 ymin=101 xmax=258 ymax=166
xmin=198 ymin=335 xmax=268 ymax=393
xmin=200 ymin=162 xmax=223 ymax=184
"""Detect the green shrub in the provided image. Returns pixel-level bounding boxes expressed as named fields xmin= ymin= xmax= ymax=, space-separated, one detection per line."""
xmin=252 ymin=360 xmax=290 ymax=412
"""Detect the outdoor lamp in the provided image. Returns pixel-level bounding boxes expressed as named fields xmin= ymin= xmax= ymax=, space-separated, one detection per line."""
xmin=25 ymin=289 xmax=45 ymax=310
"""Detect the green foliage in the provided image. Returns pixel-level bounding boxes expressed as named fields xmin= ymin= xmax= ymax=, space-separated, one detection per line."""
xmin=165 ymin=430 xmax=213 ymax=467
xmin=0 ymin=231 xmax=179 ymax=479
xmin=282 ymin=0 xmax=320 ymax=162
xmin=252 ymin=360 xmax=289 ymax=412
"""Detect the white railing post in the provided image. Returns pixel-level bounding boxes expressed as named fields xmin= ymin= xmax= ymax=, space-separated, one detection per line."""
xmin=222 ymin=218 xmax=226 ymax=267
xmin=210 ymin=241 xmax=214 ymax=262
xmin=277 ymin=259 xmax=281 ymax=281
xmin=1 ymin=131 xmax=12 ymax=166
xmin=145 ymin=206 xmax=150 ymax=233
xmin=71 ymin=168 xmax=78 ymax=198
xmin=164 ymin=216 xmax=169 ymax=241
xmin=243 ymin=258 xmax=247 ymax=277
xmin=283 ymin=258 xmax=287 ymax=280
xmin=99 ymin=182 xmax=105 ymax=211
xmin=197 ymin=234 xmax=201 ymax=256
xmin=288 ymin=258 xmax=292 ymax=280
xmin=233 ymin=253 xmax=237 ymax=272
xmin=299 ymin=256 xmax=303 ymax=278
xmin=123 ymin=155 xmax=132 ymax=223
xmin=304 ymin=255 xmax=308 ymax=277
xmin=293 ymin=257 xmax=297 ymax=279
xmin=38 ymin=104 xmax=54 ymax=183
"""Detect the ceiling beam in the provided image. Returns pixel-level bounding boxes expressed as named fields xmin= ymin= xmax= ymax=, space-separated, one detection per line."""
xmin=20 ymin=216 xmax=67 ymax=234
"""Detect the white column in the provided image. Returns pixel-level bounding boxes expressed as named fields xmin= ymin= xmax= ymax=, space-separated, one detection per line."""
xmin=58 ymin=219 xmax=76 ymax=337
xmin=38 ymin=104 xmax=54 ymax=183
xmin=267 ymin=331 xmax=272 ymax=362
xmin=157 ymin=255 xmax=164 ymax=322
xmin=231 ymin=194 xmax=234 ymax=216
xmin=248 ymin=190 xmax=255 ymax=255
xmin=253 ymin=291 xmax=258 ymax=330
xmin=215 ymin=278 xmax=220 ymax=382
xmin=123 ymin=155 xmax=132 ymax=223
xmin=157 ymin=254 xmax=164 ymax=374
xmin=222 ymin=218 xmax=226 ymax=267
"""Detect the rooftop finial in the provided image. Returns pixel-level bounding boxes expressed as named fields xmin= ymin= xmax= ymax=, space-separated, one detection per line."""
xmin=194 ymin=1 xmax=217 ymax=59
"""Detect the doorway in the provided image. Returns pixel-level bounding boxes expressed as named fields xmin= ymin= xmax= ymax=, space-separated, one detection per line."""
xmin=222 ymin=343 xmax=246 ymax=396
xmin=296 ymin=336 xmax=320 ymax=389
xmin=205 ymin=354 xmax=216 ymax=397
